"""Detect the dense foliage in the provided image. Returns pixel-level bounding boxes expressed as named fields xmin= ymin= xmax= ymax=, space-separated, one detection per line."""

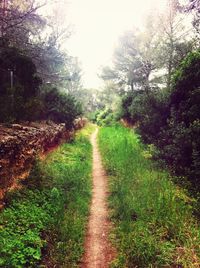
xmin=42 ymin=87 xmax=82 ymax=128
xmin=158 ymin=51 xmax=200 ymax=192
xmin=0 ymin=46 xmax=82 ymax=127
xmin=118 ymin=51 xmax=200 ymax=194
xmin=0 ymin=47 xmax=42 ymax=122
xmin=0 ymin=124 xmax=94 ymax=267
xmin=95 ymin=108 xmax=116 ymax=126
xmin=0 ymin=0 xmax=83 ymax=127
xmin=0 ymin=189 xmax=58 ymax=267
xmin=120 ymin=90 xmax=169 ymax=143
xmin=99 ymin=125 xmax=200 ymax=267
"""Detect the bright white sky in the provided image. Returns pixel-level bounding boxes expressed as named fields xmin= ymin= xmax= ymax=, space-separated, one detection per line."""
xmin=59 ymin=0 xmax=167 ymax=88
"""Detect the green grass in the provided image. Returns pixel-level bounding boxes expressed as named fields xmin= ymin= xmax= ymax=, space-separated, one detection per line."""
xmin=98 ymin=125 xmax=200 ymax=268
xmin=0 ymin=123 xmax=95 ymax=268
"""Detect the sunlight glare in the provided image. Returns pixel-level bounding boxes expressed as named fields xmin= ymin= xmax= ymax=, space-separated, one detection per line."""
xmin=65 ymin=0 xmax=167 ymax=88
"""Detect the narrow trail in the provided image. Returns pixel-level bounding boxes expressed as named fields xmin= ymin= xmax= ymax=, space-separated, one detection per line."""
xmin=81 ymin=128 xmax=115 ymax=268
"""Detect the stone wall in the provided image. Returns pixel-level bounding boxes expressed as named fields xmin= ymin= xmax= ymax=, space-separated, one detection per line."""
xmin=0 ymin=122 xmax=73 ymax=205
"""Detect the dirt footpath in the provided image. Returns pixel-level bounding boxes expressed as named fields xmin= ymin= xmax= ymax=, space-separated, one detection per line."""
xmin=81 ymin=128 xmax=115 ymax=268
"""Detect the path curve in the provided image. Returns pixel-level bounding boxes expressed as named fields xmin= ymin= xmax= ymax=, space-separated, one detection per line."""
xmin=81 ymin=128 xmax=114 ymax=268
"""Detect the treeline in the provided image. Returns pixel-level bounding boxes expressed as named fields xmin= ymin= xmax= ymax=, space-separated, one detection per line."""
xmin=96 ymin=0 xmax=200 ymax=195
xmin=0 ymin=1 xmax=82 ymax=128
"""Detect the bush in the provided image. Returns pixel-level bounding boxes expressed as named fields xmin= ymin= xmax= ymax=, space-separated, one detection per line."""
xmin=88 ymin=110 xmax=100 ymax=123
xmin=96 ymin=108 xmax=116 ymax=126
xmin=42 ymin=87 xmax=82 ymax=129
xmin=120 ymin=90 xmax=169 ymax=144
xmin=120 ymin=51 xmax=200 ymax=194
xmin=157 ymin=52 xmax=200 ymax=192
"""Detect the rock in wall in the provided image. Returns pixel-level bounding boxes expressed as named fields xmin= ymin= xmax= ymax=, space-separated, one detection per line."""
xmin=0 ymin=121 xmax=73 ymax=205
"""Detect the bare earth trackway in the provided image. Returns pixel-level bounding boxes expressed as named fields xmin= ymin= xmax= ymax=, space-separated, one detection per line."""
xmin=81 ymin=128 xmax=115 ymax=268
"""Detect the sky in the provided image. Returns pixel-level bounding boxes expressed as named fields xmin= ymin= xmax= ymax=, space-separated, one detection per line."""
xmin=58 ymin=0 xmax=167 ymax=88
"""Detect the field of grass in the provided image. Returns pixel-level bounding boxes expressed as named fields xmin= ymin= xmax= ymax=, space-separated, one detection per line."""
xmin=98 ymin=125 xmax=200 ymax=268
xmin=0 ymin=123 xmax=95 ymax=268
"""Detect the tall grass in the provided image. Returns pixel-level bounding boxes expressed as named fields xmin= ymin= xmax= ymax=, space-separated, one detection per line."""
xmin=42 ymin=123 xmax=95 ymax=267
xmin=98 ymin=125 xmax=200 ymax=268
xmin=0 ymin=123 xmax=95 ymax=268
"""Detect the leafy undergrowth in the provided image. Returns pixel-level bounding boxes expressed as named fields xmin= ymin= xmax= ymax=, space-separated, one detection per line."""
xmin=98 ymin=125 xmax=200 ymax=268
xmin=0 ymin=123 xmax=95 ymax=268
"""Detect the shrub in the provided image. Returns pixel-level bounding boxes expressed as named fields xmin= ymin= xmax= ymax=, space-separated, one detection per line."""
xmin=43 ymin=87 xmax=82 ymax=129
xmin=157 ymin=52 xmax=200 ymax=192
xmin=96 ymin=107 xmax=116 ymax=126
xmin=120 ymin=90 xmax=169 ymax=144
xmin=119 ymin=51 xmax=200 ymax=194
xmin=88 ymin=110 xmax=100 ymax=123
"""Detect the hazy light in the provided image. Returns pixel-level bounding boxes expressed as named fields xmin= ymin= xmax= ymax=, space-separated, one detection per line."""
xmin=64 ymin=0 xmax=166 ymax=88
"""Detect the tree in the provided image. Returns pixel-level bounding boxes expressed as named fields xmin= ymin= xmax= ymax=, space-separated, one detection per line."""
xmin=153 ymin=51 xmax=200 ymax=192
xmin=156 ymin=0 xmax=197 ymax=89
xmin=0 ymin=0 xmax=46 ymax=46
xmin=186 ymin=0 xmax=200 ymax=32
xmin=0 ymin=46 xmax=42 ymax=122
xmin=0 ymin=0 xmax=76 ymax=87
xmin=63 ymin=56 xmax=82 ymax=95
xmin=0 ymin=0 xmax=84 ymax=127
xmin=101 ymin=29 xmax=157 ymax=94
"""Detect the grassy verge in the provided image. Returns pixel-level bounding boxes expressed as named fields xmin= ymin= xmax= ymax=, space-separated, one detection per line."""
xmin=0 ymin=123 xmax=95 ymax=268
xmin=98 ymin=125 xmax=200 ymax=268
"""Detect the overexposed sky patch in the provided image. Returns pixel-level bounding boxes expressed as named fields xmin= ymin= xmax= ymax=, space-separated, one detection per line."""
xmin=61 ymin=0 xmax=167 ymax=88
